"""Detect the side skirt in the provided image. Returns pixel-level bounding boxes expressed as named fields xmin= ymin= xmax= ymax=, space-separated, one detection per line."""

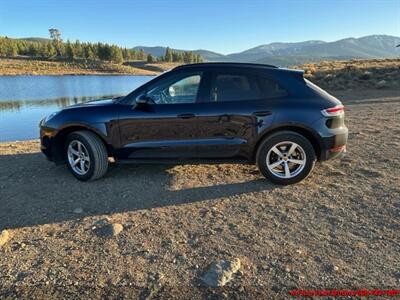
xmin=116 ymin=158 xmax=252 ymax=165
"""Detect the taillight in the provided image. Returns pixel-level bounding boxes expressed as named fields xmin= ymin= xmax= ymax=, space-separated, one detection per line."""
xmin=321 ymin=105 xmax=344 ymax=117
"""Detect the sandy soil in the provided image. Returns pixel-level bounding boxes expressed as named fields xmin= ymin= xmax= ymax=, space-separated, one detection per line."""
xmin=0 ymin=91 xmax=399 ymax=298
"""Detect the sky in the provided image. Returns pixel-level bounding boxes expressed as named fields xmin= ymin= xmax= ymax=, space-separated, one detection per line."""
xmin=0 ymin=0 xmax=399 ymax=54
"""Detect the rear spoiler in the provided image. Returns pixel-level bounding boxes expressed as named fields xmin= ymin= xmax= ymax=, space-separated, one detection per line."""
xmin=278 ymin=68 xmax=305 ymax=81
xmin=289 ymin=69 xmax=305 ymax=81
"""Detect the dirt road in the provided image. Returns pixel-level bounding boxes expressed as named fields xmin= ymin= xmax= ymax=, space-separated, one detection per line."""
xmin=0 ymin=92 xmax=399 ymax=298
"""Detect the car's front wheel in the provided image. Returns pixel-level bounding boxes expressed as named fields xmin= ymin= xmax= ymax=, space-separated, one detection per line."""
xmin=257 ymin=131 xmax=316 ymax=185
xmin=65 ymin=131 xmax=108 ymax=181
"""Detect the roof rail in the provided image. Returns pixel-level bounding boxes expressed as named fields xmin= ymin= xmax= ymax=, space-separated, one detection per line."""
xmin=173 ymin=62 xmax=278 ymax=70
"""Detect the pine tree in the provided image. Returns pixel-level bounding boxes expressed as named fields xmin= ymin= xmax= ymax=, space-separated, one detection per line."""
xmin=0 ymin=38 xmax=7 ymax=57
xmin=48 ymin=28 xmax=62 ymax=57
xmin=110 ymin=45 xmax=123 ymax=64
xmin=65 ymin=40 xmax=75 ymax=60
xmin=46 ymin=41 xmax=56 ymax=58
xmin=83 ymin=44 xmax=95 ymax=60
xmin=74 ymin=40 xmax=83 ymax=58
xmin=27 ymin=43 xmax=39 ymax=56
xmin=129 ymin=49 xmax=137 ymax=60
xmin=0 ymin=38 xmax=7 ymax=56
xmin=7 ymin=40 xmax=18 ymax=57
xmin=138 ymin=49 xmax=146 ymax=61
xmin=164 ymin=47 xmax=173 ymax=62
xmin=17 ymin=41 xmax=27 ymax=55
xmin=183 ymin=51 xmax=193 ymax=63
xmin=172 ymin=51 xmax=180 ymax=62
xmin=146 ymin=54 xmax=155 ymax=63
xmin=39 ymin=42 xmax=48 ymax=58
xmin=0 ymin=38 xmax=18 ymax=57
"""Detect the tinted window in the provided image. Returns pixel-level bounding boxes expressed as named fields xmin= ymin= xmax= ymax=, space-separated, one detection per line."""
xmin=146 ymin=73 xmax=201 ymax=104
xmin=211 ymin=73 xmax=260 ymax=102
xmin=257 ymin=75 xmax=288 ymax=99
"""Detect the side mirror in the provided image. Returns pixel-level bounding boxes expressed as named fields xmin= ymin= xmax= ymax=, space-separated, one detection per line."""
xmin=136 ymin=94 xmax=151 ymax=105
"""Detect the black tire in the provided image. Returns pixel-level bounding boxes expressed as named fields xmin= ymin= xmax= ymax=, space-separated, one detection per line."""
xmin=256 ymin=131 xmax=316 ymax=185
xmin=65 ymin=131 xmax=108 ymax=181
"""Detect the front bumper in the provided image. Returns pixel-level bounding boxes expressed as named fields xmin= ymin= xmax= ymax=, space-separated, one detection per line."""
xmin=39 ymin=120 xmax=57 ymax=161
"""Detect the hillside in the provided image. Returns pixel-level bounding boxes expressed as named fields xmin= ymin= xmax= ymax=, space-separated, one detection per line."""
xmin=133 ymin=46 xmax=224 ymax=61
xmin=221 ymin=35 xmax=400 ymax=65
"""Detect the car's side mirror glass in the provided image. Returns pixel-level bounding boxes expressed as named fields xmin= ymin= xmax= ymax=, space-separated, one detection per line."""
xmin=136 ymin=94 xmax=150 ymax=105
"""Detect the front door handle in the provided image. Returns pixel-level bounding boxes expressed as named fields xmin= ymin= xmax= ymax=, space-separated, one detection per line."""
xmin=177 ymin=113 xmax=195 ymax=119
xmin=252 ymin=111 xmax=272 ymax=117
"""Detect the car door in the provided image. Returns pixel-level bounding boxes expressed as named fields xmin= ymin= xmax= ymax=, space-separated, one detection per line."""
xmin=117 ymin=71 xmax=210 ymax=159
xmin=192 ymin=69 xmax=277 ymax=159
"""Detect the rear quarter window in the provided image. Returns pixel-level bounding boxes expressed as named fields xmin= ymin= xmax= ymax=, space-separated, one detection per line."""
xmin=211 ymin=73 xmax=260 ymax=102
xmin=257 ymin=75 xmax=288 ymax=99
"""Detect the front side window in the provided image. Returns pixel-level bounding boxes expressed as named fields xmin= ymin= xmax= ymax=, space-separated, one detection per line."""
xmin=211 ymin=73 xmax=260 ymax=102
xmin=146 ymin=73 xmax=201 ymax=104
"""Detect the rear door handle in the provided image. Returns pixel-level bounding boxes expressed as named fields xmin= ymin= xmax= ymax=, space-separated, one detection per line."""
xmin=252 ymin=111 xmax=272 ymax=117
xmin=177 ymin=113 xmax=195 ymax=119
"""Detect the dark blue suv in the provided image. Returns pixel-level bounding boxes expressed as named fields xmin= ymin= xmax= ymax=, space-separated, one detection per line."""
xmin=40 ymin=63 xmax=348 ymax=184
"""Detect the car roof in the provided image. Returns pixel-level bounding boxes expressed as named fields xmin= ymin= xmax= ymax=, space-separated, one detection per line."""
xmin=173 ymin=62 xmax=278 ymax=71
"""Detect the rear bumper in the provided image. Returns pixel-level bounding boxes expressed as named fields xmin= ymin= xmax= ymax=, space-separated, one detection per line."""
xmin=319 ymin=127 xmax=348 ymax=161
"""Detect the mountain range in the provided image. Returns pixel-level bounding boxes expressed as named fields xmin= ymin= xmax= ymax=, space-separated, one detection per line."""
xmin=134 ymin=35 xmax=400 ymax=66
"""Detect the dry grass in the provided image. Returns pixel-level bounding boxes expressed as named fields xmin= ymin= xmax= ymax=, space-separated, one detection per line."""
xmin=0 ymin=58 xmax=160 ymax=76
xmin=294 ymin=58 xmax=400 ymax=91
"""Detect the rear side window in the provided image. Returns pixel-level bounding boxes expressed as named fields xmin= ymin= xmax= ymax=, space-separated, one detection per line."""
xmin=257 ymin=75 xmax=288 ymax=99
xmin=210 ymin=73 xmax=260 ymax=102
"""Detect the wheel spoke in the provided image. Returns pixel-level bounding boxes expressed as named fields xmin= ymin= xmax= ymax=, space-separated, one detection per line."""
xmin=78 ymin=142 xmax=82 ymax=155
xmin=79 ymin=159 xmax=85 ymax=171
xmin=271 ymin=146 xmax=283 ymax=157
xmin=284 ymin=162 xmax=291 ymax=178
xmin=73 ymin=158 xmax=80 ymax=166
xmin=69 ymin=145 xmax=79 ymax=156
xmin=83 ymin=155 xmax=90 ymax=162
xmin=289 ymin=159 xmax=305 ymax=165
xmin=287 ymin=143 xmax=298 ymax=156
xmin=268 ymin=160 xmax=283 ymax=170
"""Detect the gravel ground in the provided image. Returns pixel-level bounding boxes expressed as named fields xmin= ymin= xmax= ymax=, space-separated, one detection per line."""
xmin=0 ymin=91 xmax=399 ymax=298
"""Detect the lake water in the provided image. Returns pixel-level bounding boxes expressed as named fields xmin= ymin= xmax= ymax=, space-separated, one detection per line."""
xmin=0 ymin=75 xmax=154 ymax=141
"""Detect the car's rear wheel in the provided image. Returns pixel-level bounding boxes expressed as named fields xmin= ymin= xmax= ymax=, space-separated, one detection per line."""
xmin=257 ymin=131 xmax=316 ymax=185
xmin=65 ymin=131 xmax=108 ymax=181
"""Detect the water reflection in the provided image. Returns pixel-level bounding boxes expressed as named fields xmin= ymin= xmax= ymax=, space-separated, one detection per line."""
xmin=0 ymin=94 xmax=119 ymax=112
xmin=0 ymin=75 xmax=153 ymax=141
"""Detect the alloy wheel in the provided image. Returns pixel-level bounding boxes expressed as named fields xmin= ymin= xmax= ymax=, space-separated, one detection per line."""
xmin=266 ymin=141 xmax=306 ymax=179
xmin=67 ymin=140 xmax=90 ymax=175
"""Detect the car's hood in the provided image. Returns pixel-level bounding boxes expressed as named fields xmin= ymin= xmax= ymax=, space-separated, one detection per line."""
xmin=63 ymin=98 xmax=117 ymax=110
